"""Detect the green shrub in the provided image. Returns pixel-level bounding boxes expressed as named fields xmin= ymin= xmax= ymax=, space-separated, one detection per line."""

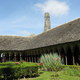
xmin=61 ymin=66 xmax=80 ymax=77
xmin=63 ymin=65 xmax=80 ymax=69
xmin=40 ymin=53 xmax=63 ymax=71
xmin=0 ymin=62 xmax=38 ymax=80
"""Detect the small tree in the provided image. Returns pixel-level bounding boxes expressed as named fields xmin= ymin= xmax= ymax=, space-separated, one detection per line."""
xmin=40 ymin=53 xmax=63 ymax=71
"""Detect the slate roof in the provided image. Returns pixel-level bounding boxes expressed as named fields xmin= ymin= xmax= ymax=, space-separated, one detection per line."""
xmin=0 ymin=36 xmax=32 ymax=50
xmin=0 ymin=18 xmax=80 ymax=51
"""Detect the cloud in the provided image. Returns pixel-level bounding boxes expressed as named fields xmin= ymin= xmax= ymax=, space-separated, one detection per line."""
xmin=35 ymin=0 xmax=69 ymax=16
xmin=17 ymin=30 xmax=33 ymax=36
xmin=0 ymin=30 xmax=33 ymax=36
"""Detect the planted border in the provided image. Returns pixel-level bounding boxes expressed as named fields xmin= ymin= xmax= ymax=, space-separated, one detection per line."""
xmin=0 ymin=62 xmax=38 ymax=80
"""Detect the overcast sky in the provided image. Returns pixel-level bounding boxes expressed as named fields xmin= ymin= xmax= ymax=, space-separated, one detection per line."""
xmin=0 ymin=0 xmax=80 ymax=36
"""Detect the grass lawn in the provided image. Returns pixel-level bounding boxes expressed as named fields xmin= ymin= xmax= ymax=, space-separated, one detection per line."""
xmin=20 ymin=69 xmax=80 ymax=80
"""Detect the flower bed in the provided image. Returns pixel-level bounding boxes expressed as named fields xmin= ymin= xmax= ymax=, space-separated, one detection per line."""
xmin=0 ymin=62 xmax=38 ymax=80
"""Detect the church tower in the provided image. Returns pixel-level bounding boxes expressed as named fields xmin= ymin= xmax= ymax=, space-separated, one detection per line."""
xmin=44 ymin=12 xmax=51 ymax=32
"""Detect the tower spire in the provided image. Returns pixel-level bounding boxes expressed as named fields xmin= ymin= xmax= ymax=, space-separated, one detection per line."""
xmin=44 ymin=12 xmax=51 ymax=32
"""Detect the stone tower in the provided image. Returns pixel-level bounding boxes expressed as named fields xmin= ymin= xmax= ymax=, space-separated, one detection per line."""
xmin=44 ymin=12 xmax=51 ymax=32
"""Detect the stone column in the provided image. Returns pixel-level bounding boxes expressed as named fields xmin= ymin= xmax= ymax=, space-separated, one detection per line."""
xmin=71 ymin=46 xmax=75 ymax=65
xmin=57 ymin=48 xmax=60 ymax=56
xmin=37 ymin=57 xmax=40 ymax=63
xmin=36 ymin=57 xmax=38 ymax=63
xmin=34 ymin=56 xmax=36 ymax=63
xmin=20 ymin=53 xmax=22 ymax=61
xmin=29 ymin=56 xmax=31 ymax=62
xmin=14 ymin=52 xmax=16 ymax=61
xmin=27 ymin=56 xmax=28 ymax=62
xmin=9 ymin=52 xmax=11 ymax=61
xmin=63 ymin=47 xmax=67 ymax=65
xmin=57 ymin=48 xmax=63 ymax=63
xmin=24 ymin=53 xmax=26 ymax=61
xmin=32 ymin=56 xmax=34 ymax=62
xmin=65 ymin=54 xmax=67 ymax=65
xmin=43 ymin=49 xmax=45 ymax=54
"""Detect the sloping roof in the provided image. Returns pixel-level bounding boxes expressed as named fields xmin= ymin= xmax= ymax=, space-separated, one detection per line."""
xmin=25 ymin=18 xmax=80 ymax=50
xmin=0 ymin=36 xmax=33 ymax=50
xmin=0 ymin=18 xmax=80 ymax=50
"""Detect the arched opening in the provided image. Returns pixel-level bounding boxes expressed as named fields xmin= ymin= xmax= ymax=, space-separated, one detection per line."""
xmin=5 ymin=52 xmax=9 ymax=61
xmin=67 ymin=47 xmax=73 ymax=65
xmin=16 ymin=53 xmax=20 ymax=61
xmin=74 ymin=45 xmax=80 ymax=65
xmin=60 ymin=48 xmax=66 ymax=64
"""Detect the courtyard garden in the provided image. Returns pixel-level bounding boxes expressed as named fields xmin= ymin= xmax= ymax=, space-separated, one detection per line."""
xmin=0 ymin=53 xmax=80 ymax=80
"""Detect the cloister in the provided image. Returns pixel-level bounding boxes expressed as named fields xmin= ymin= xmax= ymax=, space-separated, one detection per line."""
xmin=0 ymin=13 xmax=80 ymax=65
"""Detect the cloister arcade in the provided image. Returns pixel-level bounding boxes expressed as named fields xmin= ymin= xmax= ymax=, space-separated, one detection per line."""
xmin=0 ymin=41 xmax=80 ymax=65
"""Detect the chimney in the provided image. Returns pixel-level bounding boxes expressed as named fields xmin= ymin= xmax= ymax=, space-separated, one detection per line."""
xmin=44 ymin=12 xmax=51 ymax=32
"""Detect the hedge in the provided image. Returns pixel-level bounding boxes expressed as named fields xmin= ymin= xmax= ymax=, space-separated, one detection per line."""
xmin=0 ymin=62 xmax=38 ymax=80
xmin=63 ymin=65 xmax=80 ymax=69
